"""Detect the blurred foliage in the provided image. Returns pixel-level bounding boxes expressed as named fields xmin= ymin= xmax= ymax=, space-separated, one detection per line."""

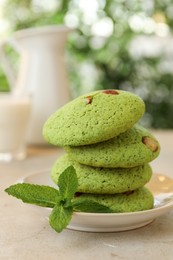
xmin=0 ymin=67 xmax=9 ymax=91
xmin=0 ymin=0 xmax=173 ymax=128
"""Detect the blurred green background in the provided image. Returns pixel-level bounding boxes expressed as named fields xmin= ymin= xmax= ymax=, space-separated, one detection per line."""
xmin=0 ymin=0 xmax=173 ymax=129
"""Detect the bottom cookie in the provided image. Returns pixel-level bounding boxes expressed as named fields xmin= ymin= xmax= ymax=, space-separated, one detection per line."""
xmin=73 ymin=187 xmax=154 ymax=213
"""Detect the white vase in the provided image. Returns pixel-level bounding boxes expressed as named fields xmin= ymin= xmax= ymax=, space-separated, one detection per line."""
xmin=0 ymin=25 xmax=72 ymax=144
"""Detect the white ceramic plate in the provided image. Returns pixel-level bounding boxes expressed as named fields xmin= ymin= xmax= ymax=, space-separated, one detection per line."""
xmin=20 ymin=171 xmax=173 ymax=232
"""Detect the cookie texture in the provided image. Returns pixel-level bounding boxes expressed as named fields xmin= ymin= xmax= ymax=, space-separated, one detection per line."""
xmin=65 ymin=124 xmax=160 ymax=168
xmin=73 ymin=187 xmax=154 ymax=213
xmin=43 ymin=90 xmax=145 ymax=146
xmin=51 ymin=155 xmax=152 ymax=194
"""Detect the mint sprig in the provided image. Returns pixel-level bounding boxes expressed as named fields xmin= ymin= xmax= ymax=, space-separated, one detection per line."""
xmin=5 ymin=166 xmax=113 ymax=233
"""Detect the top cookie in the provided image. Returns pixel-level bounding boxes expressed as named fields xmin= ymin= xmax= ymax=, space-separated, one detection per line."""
xmin=43 ymin=89 xmax=145 ymax=146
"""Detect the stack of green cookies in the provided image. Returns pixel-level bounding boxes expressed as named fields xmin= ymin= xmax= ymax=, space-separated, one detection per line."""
xmin=43 ymin=89 xmax=160 ymax=213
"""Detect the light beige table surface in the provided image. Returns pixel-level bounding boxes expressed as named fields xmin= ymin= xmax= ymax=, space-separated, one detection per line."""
xmin=0 ymin=131 xmax=173 ymax=260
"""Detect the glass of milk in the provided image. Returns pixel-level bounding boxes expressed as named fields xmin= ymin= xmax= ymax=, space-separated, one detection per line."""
xmin=0 ymin=94 xmax=32 ymax=162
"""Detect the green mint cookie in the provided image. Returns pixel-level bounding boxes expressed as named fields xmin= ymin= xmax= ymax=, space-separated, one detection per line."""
xmin=73 ymin=187 xmax=154 ymax=213
xmin=65 ymin=124 xmax=160 ymax=168
xmin=43 ymin=90 xmax=145 ymax=146
xmin=51 ymin=155 xmax=152 ymax=194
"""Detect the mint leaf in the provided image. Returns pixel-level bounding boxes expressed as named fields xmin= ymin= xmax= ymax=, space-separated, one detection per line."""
xmin=58 ymin=166 xmax=78 ymax=200
xmin=49 ymin=203 xmax=73 ymax=233
xmin=72 ymin=198 xmax=113 ymax=213
xmin=5 ymin=183 xmax=60 ymax=208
